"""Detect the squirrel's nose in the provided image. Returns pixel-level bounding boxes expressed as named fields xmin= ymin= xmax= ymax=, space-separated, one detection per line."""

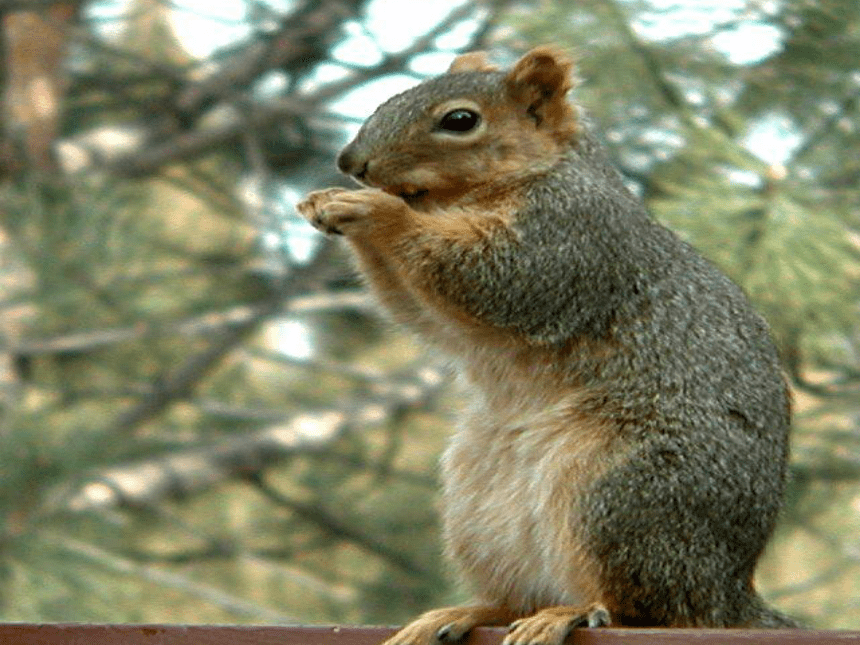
xmin=336 ymin=145 xmax=367 ymax=180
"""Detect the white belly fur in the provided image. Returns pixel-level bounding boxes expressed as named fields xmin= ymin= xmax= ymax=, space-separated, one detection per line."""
xmin=439 ymin=396 xmax=615 ymax=614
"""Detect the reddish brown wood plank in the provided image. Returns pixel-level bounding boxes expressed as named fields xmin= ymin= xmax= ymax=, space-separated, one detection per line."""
xmin=0 ymin=624 xmax=858 ymax=645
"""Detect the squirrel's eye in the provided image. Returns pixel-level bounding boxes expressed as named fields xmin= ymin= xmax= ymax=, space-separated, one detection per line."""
xmin=437 ymin=109 xmax=481 ymax=133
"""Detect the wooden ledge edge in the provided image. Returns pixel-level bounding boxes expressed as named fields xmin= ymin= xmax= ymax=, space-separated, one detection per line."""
xmin=0 ymin=623 xmax=857 ymax=644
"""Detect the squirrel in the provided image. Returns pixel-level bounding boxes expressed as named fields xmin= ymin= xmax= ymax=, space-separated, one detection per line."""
xmin=297 ymin=46 xmax=798 ymax=644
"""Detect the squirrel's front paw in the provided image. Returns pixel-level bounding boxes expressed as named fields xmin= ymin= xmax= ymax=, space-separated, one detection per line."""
xmin=297 ymin=187 xmax=406 ymax=236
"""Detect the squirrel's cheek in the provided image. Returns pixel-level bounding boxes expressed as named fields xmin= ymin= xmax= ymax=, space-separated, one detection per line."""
xmin=380 ymin=166 xmax=445 ymax=193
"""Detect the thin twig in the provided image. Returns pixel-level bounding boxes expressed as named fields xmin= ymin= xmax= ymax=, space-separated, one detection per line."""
xmin=247 ymin=472 xmax=440 ymax=581
xmin=42 ymin=533 xmax=297 ymax=622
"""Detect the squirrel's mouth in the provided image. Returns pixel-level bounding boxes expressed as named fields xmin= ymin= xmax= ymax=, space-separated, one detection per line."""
xmin=383 ymin=185 xmax=428 ymax=202
xmin=398 ymin=188 xmax=428 ymax=202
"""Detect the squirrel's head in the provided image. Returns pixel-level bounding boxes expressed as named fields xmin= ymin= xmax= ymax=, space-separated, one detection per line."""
xmin=337 ymin=46 xmax=579 ymax=207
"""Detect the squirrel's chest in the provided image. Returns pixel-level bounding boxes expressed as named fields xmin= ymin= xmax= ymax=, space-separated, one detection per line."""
xmin=438 ymin=403 xmax=612 ymax=611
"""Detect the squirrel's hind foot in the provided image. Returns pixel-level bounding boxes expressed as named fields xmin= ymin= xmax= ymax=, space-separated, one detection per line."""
xmin=380 ymin=604 xmax=516 ymax=645
xmin=504 ymin=603 xmax=611 ymax=645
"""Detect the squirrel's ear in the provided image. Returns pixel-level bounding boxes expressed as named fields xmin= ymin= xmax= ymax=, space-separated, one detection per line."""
xmin=505 ymin=46 xmax=578 ymax=138
xmin=448 ymin=51 xmax=497 ymax=73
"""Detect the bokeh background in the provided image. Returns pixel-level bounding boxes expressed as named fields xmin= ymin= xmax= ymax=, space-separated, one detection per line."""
xmin=0 ymin=0 xmax=858 ymax=629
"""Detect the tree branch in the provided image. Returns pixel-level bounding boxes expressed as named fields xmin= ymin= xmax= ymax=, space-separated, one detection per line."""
xmin=597 ymin=0 xmax=688 ymax=112
xmin=105 ymin=240 xmax=342 ymax=435
xmin=247 ymin=472 xmax=438 ymax=581
xmin=12 ymin=290 xmax=373 ymax=358
xmin=100 ymin=0 xmax=497 ymax=178
xmin=174 ymin=0 xmax=368 ymax=117
xmin=62 ymin=365 xmax=445 ymax=512
xmin=42 ymin=533 xmax=296 ymax=622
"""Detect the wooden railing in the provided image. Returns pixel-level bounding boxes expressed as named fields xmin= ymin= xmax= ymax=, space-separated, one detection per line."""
xmin=1 ymin=624 xmax=858 ymax=644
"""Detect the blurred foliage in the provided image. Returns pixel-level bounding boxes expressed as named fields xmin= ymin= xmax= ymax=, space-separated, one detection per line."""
xmin=0 ymin=0 xmax=856 ymax=631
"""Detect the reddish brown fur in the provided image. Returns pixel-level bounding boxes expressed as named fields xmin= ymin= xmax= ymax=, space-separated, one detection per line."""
xmin=447 ymin=51 xmax=498 ymax=73
xmin=506 ymin=46 xmax=579 ymax=145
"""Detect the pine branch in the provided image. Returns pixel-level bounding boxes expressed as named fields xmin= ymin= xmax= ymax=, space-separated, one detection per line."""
xmin=247 ymin=472 xmax=438 ymax=581
xmin=42 ymin=534 xmax=297 ymax=622
xmin=62 ymin=365 xmax=445 ymax=512
xmin=789 ymin=89 xmax=860 ymax=167
xmin=122 ymin=542 xmax=357 ymax=605
xmin=768 ymin=564 xmax=851 ymax=600
xmin=791 ymin=462 xmax=860 ymax=484
xmin=105 ymin=299 xmax=276 ymax=434
xmin=596 ymin=0 xmax=764 ymax=170
xmin=105 ymin=240 xmax=341 ymax=435
xmin=100 ymin=0 xmax=499 ymax=178
xmin=12 ymin=291 xmax=372 ymax=357
xmin=174 ymin=0 xmax=369 ymax=117
xmin=0 ymin=0 xmax=84 ymax=10
xmin=597 ymin=0 xmax=688 ymax=113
